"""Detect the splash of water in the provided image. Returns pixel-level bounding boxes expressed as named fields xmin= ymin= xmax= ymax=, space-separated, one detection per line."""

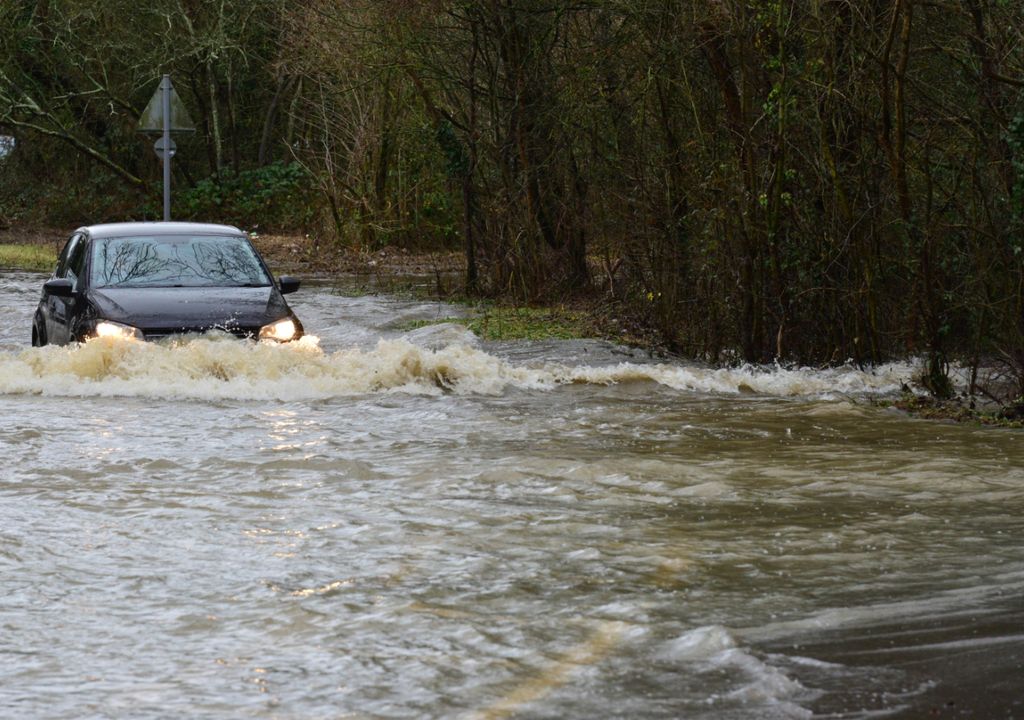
xmin=0 ymin=335 xmax=914 ymax=402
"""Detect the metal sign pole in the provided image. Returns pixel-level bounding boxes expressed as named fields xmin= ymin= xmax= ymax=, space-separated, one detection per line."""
xmin=140 ymin=75 xmax=192 ymax=219
xmin=161 ymin=75 xmax=171 ymax=222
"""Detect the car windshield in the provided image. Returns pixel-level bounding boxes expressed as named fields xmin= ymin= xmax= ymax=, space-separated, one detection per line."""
xmin=91 ymin=234 xmax=272 ymax=288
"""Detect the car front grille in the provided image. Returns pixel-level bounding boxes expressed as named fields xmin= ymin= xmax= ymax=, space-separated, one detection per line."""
xmin=142 ymin=326 xmax=261 ymax=341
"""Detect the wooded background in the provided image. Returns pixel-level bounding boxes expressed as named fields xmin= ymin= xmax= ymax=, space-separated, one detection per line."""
xmin=2 ymin=1 xmax=1023 ymax=397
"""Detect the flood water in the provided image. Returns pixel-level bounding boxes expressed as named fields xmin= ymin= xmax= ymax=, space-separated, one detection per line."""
xmin=2 ymin=271 xmax=1022 ymax=719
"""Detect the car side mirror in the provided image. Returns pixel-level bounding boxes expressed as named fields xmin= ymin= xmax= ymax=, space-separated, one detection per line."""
xmin=43 ymin=278 xmax=74 ymax=297
xmin=279 ymin=276 xmax=300 ymax=295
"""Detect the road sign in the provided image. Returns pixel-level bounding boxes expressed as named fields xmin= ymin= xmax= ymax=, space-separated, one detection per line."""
xmin=153 ymin=136 xmax=177 ymax=160
xmin=138 ymin=81 xmax=195 ymax=135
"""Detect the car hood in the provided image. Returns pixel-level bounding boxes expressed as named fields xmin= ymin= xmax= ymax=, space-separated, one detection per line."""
xmin=87 ymin=285 xmax=290 ymax=334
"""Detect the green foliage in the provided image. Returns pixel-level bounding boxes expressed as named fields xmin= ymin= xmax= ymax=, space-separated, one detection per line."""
xmin=177 ymin=162 xmax=314 ymax=231
xmin=420 ymin=189 xmax=458 ymax=243
xmin=434 ymin=121 xmax=468 ymax=178
xmin=0 ymin=161 xmax=29 ymax=227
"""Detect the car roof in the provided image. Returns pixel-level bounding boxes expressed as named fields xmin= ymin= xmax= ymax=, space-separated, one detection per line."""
xmin=78 ymin=222 xmax=247 ymax=239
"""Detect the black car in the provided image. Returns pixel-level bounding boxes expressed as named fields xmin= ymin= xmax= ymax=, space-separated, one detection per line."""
xmin=32 ymin=222 xmax=304 ymax=345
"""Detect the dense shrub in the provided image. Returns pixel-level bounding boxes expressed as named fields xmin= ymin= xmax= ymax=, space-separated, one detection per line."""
xmin=177 ymin=162 xmax=314 ymax=232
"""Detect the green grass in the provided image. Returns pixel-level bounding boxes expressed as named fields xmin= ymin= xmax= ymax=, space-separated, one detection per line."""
xmin=0 ymin=244 xmax=57 ymax=272
xmin=404 ymin=305 xmax=597 ymax=341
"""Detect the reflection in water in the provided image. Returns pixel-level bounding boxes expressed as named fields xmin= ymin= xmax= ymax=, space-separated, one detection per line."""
xmin=0 ymin=274 xmax=1022 ymax=719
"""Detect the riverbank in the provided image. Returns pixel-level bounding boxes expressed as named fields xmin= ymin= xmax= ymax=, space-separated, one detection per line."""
xmin=882 ymin=393 xmax=1024 ymax=429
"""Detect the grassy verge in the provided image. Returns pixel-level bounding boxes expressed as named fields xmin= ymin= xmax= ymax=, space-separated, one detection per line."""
xmin=0 ymin=244 xmax=57 ymax=271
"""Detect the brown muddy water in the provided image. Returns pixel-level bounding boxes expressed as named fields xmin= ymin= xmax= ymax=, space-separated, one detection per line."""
xmin=1 ymin=272 xmax=1022 ymax=719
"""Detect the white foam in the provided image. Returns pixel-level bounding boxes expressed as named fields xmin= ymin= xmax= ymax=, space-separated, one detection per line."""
xmin=660 ymin=626 xmax=815 ymax=717
xmin=0 ymin=336 xmax=916 ymax=402
xmin=674 ymin=480 xmax=734 ymax=498
xmin=660 ymin=624 xmax=737 ymax=661
xmin=400 ymin=322 xmax=480 ymax=349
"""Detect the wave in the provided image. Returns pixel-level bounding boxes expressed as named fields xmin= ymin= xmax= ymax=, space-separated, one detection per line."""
xmin=0 ymin=335 xmax=914 ymax=401
xmin=659 ymin=625 xmax=816 ymax=717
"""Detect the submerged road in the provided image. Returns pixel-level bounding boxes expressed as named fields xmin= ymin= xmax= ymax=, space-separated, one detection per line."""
xmin=1 ymin=272 xmax=1022 ymax=718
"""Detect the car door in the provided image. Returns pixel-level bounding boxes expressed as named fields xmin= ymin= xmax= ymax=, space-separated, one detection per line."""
xmin=45 ymin=233 xmax=87 ymax=344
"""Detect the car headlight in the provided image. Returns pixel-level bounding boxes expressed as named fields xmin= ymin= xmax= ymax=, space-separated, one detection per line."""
xmin=259 ymin=318 xmax=297 ymax=342
xmin=94 ymin=320 xmax=144 ymax=341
